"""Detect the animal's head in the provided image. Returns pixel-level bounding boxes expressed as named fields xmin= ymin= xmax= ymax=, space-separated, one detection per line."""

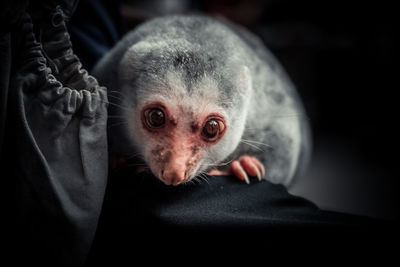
xmin=116 ymin=41 xmax=252 ymax=185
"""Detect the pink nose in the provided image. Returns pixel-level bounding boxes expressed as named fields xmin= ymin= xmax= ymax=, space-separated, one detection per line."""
xmin=161 ymin=168 xmax=186 ymax=185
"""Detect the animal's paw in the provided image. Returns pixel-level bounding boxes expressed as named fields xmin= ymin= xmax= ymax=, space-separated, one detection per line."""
xmin=208 ymin=155 xmax=265 ymax=184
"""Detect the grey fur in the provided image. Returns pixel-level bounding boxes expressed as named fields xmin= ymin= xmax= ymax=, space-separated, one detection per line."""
xmin=93 ymin=15 xmax=311 ymax=186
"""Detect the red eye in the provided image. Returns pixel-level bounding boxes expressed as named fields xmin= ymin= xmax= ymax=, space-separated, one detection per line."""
xmin=145 ymin=108 xmax=165 ymax=128
xmin=202 ymin=119 xmax=225 ymax=141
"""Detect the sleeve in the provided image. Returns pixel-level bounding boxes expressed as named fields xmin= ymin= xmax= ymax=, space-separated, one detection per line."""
xmin=4 ymin=2 xmax=108 ymax=266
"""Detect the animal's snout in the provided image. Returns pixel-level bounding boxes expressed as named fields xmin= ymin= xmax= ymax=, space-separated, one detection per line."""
xmin=161 ymin=167 xmax=187 ymax=186
xmin=152 ymin=143 xmax=202 ymax=186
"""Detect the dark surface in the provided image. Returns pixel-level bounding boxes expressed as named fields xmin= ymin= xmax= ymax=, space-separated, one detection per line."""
xmin=86 ymin=168 xmax=393 ymax=264
xmin=98 ymin=169 xmax=379 ymax=229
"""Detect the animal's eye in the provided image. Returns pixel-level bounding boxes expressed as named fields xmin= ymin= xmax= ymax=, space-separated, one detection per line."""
xmin=145 ymin=108 xmax=165 ymax=128
xmin=202 ymin=119 xmax=225 ymax=141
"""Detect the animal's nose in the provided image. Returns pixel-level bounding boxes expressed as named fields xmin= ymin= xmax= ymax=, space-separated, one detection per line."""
xmin=161 ymin=168 xmax=186 ymax=185
xmin=158 ymin=147 xmax=194 ymax=185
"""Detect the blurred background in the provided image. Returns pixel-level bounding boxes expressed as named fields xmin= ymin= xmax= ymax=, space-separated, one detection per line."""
xmin=68 ymin=0 xmax=398 ymax=221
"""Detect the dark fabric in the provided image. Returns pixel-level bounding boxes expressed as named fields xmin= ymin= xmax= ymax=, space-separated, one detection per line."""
xmin=86 ymin=167 xmax=392 ymax=264
xmin=101 ymin=171 xmax=366 ymax=229
xmin=0 ymin=0 xmax=28 ymax=159
xmin=68 ymin=0 xmax=125 ymax=71
xmin=1 ymin=1 xmax=108 ymax=266
xmin=0 ymin=32 xmax=11 ymax=155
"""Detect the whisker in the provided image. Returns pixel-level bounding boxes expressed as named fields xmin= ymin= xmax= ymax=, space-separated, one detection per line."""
xmin=205 ymin=157 xmax=233 ymax=166
xmin=108 ymin=90 xmax=127 ymax=97
xmin=104 ymin=101 xmax=131 ymax=111
xmin=203 ymin=176 xmax=211 ymax=185
xmin=201 ymin=160 xmax=232 ymax=168
xmin=240 ymin=140 xmax=265 ymax=152
xmin=92 ymin=95 xmax=131 ymax=111
xmin=240 ymin=138 xmax=273 ymax=148
xmin=192 ymin=177 xmax=201 ymax=185
xmin=186 ymin=179 xmax=196 ymax=186
xmin=107 ymin=94 xmax=126 ymax=102
xmin=202 ymin=172 xmax=211 ymax=184
xmin=216 ymin=158 xmax=234 ymax=166
xmin=107 ymin=92 xmax=125 ymax=98
xmin=197 ymin=173 xmax=210 ymax=185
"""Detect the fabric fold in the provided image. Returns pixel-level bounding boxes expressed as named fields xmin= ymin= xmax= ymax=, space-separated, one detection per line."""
xmin=8 ymin=4 xmax=108 ymax=266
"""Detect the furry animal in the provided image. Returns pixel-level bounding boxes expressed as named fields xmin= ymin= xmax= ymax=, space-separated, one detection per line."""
xmin=92 ymin=15 xmax=311 ymax=186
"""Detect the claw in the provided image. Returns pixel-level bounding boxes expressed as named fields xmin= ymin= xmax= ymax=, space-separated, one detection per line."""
xmin=207 ymin=155 xmax=265 ymax=184
xmin=231 ymin=160 xmax=250 ymax=184
xmin=239 ymin=156 xmax=262 ymax=181
xmin=251 ymin=156 xmax=265 ymax=177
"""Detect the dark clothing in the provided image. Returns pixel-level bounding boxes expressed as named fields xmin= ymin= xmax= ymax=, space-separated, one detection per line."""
xmin=1 ymin=1 xmax=108 ymax=266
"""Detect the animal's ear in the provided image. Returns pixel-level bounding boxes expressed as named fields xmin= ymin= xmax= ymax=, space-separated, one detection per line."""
xmin=237 ymin=66 xmax=252 ymax=96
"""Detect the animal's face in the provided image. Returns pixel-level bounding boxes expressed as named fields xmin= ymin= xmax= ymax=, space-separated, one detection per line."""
xmin=136 ymin=100 xmax=226 ymax=185
xmin=121 ymin=71 xmax=240 ymax=186
xmin=118 ymin=44 xmax=251 ymax=185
